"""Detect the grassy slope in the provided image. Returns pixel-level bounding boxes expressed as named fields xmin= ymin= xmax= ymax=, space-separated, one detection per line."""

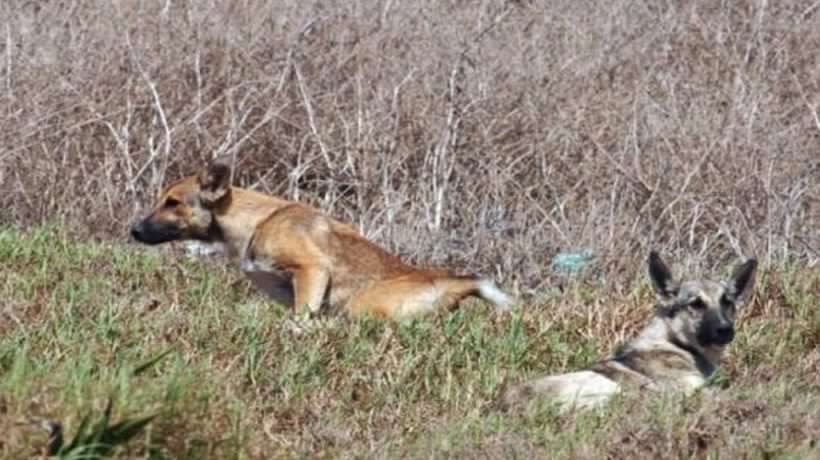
xmin=1 ymin=226 xmax=819 ymax=459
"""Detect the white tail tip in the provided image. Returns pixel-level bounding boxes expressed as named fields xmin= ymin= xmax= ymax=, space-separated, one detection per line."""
xmin=478 ymin=279 xmax=514 ymax=311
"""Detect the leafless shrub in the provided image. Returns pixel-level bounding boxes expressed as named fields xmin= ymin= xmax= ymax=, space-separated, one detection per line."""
xmin=1 ymin=0 xmax=818 ymax=292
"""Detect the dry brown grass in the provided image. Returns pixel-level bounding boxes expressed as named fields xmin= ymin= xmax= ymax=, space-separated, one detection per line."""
xmin=1 ymin=0 xmax=818 ymax=293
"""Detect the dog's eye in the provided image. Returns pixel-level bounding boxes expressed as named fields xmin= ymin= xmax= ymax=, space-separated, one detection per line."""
xmin=720 ymin=296 xmax=735 ymax=315
xmin=690 ymin=298 xmax=707 ymax=310
xmin=164 ymin=198 xmax=181 ymax=208
xmin=720 ymin=294 xmax=734 ymax=307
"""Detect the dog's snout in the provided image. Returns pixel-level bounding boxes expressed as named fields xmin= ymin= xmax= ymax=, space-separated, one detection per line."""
xmin=128 ymin=215 xmax=182 ymax=245
xmin=130 ymin=221 xmax=145 ymax=241
xmin=715 ymin=325 xmax=734 ymax=344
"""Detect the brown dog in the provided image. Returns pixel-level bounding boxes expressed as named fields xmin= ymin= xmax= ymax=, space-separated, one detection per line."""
xmin=130 ymin=161 xmax=514 ymax=320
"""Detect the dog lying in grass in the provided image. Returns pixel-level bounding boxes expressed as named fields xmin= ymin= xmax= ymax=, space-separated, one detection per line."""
xmin=130 ymin=160 xmax=513 ymax=321
xmin=501 ymin=251 xmax=757 ymax=413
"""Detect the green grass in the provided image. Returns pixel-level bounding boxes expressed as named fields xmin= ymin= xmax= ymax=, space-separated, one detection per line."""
xmin=1 ymin=226 xmax=819 ymax=459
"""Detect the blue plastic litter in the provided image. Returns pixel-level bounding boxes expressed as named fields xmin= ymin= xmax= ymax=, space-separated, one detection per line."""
xmin=551 ymin=250 xmax=594 ymax=275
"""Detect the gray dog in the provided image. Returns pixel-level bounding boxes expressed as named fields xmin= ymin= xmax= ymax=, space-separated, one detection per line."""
xmin=501 ymin=251 xmax=758 ymax=413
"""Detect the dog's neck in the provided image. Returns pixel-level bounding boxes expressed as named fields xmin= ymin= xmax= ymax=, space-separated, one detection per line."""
xmin=209 ymin=187 xmax=293 ymax=258
xmin=629 ymin=317 xmax=722 ymax=377
xmin=668 ymin=336 xmax=721 ymax=377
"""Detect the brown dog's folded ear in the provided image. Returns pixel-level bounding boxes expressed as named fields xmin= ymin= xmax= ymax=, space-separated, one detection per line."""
xmin=198 ymin=161 xmax=231 ymax=207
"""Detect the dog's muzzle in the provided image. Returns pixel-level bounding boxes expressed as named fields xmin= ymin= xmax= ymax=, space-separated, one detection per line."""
xmin=714 ymin=326 xmax=734 ymax=345
xmin=130 ymin=218 xmax=181 ymax=245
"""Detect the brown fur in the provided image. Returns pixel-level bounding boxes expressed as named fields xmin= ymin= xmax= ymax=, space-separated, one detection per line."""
xmin=131 ymin=161 xmax=513 ymax=320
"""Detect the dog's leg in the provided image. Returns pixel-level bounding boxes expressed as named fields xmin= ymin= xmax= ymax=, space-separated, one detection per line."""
xmin=501 ymin=371 xmax=620 ymax=413
xmin=349 ymin=274 xmax=513 ymax=320
xmin=283 ymin=267 xmax=330 ymax=336
xmin=292 ymin=267 xmax=330 ymax=315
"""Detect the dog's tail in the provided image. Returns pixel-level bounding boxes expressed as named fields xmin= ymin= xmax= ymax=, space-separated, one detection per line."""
xmin=476 ymin=278 xmax=515 ymax=311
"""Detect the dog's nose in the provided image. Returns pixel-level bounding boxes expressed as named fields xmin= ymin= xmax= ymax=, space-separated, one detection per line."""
xmin=130 ymin=222 xmax=144 ymax=241
xmin=715 ymin=326 xmax=734 ymax=343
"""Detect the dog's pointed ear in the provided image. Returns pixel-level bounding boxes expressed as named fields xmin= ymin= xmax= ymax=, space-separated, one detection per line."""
xmin=648 ymin=251 xmax=677 ymax=299
xmin=198 ymin=161 xmax=231 ymax=207
xmin=725 ymin=258 xmax=758 ymax=303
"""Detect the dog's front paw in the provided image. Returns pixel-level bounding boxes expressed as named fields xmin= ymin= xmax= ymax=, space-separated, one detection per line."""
xmin=284 ymin=313 xmax=316 ymax=336
xmin=284 ymin=312 xmax=340 ymax=336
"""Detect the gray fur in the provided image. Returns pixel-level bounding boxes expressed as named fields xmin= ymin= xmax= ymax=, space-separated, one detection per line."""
xmin=501 ymin=251 xmax=758 ymax=413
